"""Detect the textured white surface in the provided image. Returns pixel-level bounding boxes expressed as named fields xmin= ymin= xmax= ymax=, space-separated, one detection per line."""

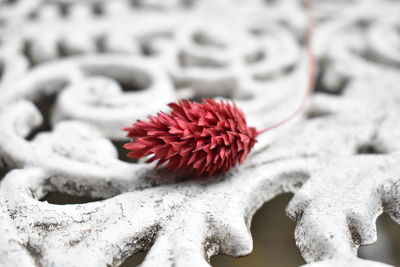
xmin=0 ymin=0 xmax=399 ymax=266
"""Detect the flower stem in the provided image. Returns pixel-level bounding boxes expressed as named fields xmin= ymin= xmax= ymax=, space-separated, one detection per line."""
xmin=257 ymin=0 xmax=316 ymax=136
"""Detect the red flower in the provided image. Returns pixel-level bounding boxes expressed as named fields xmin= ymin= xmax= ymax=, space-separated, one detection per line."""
xmin=123 ymin=99 xmax=257 ymax=176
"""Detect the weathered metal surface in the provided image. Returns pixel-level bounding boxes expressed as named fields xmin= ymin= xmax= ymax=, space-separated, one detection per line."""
xmin=0 ymin=0 xmax=399 ymax=266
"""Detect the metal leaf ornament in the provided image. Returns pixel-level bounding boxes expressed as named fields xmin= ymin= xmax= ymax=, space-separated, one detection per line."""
xmin=124 ymin=99 xmax=257 ymax=176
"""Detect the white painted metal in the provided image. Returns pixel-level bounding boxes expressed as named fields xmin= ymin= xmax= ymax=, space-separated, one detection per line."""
xmin=0 ymin=0 xmax=399 ymax=266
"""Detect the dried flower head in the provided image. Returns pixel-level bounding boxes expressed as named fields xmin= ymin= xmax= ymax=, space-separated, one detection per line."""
xmin=124 ymin=99 xmax=257 ymax=176
xmin=123 ymin=0 xmax=316 ymax=177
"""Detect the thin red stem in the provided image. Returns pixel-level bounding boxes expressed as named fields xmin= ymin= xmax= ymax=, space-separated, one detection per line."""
xmin=257 ymin=0 xmax=315 ymax=136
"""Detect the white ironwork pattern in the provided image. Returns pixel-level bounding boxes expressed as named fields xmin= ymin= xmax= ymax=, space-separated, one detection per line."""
xmin=0 ymin=0 xmax=399 ymax=266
